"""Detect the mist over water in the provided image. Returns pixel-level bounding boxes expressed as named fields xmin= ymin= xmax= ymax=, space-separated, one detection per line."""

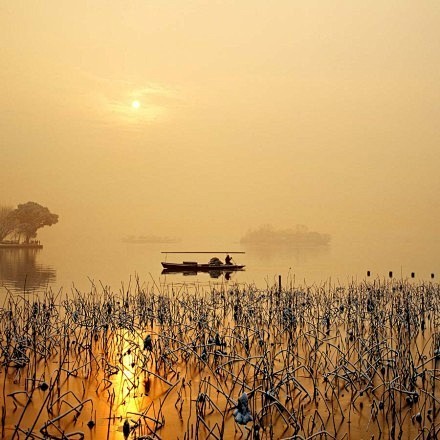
xmin=2 ymin=232 xmax=439 ymax=296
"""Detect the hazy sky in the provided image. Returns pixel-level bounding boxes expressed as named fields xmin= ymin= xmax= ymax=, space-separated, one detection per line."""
xmin=1 ymin=1 xmax=439 ymax=244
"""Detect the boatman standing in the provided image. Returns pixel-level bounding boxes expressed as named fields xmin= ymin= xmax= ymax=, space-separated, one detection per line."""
xmin=225 ymin=254 xmax=232 ymax=265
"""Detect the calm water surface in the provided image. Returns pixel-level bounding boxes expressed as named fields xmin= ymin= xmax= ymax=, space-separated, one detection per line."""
xmin=1 ymin=235 xmax=439 ymax=296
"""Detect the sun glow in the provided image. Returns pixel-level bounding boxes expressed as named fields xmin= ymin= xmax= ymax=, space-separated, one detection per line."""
xmin=106 ymin=86 xmax=171 ymax=124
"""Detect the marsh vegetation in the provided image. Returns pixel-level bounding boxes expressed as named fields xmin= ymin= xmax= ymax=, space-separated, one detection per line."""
xmin=0 ymin=276 xmax=439 ymax=439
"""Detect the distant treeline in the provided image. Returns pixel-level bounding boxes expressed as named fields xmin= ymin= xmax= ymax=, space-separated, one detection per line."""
xmin=240 ymin=224 xmax=331 ymax=246
xmin=0 ymin=202 xmax=58 ymax=244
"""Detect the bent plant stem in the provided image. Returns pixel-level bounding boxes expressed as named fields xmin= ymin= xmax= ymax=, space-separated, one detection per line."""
xmin=12 ymin=352 xmax=68 ymax=440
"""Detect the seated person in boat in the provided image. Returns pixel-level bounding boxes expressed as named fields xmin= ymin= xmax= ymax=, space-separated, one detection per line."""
xmin=225 ymin=254 xmax=232 ymax=265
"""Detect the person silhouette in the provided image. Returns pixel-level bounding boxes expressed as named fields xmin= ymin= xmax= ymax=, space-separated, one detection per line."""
xmin=225 ymin=254 xmax=232 ymax=265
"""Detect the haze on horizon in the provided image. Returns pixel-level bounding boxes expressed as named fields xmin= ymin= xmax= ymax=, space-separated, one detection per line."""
xmin=1 ymin=1 xmax=439 ymax=248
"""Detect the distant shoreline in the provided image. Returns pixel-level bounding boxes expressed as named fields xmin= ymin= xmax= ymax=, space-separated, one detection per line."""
xmin=0 ymin=242 xmax=43 ymax=249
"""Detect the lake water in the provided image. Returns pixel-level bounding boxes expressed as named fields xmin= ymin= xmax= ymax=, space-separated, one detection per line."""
xmin=1 ymin=234 xmax=440 ymax=295
xmin=1 ymin=235 xmax=439 ymax=439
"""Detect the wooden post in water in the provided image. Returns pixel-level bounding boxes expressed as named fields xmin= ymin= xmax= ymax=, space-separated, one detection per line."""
xmin=278 ymin=275 xmax=282 ymax=293
xmin=367 ymin=270 xmax=371 ymax=277
xmin=411 ymin=272 xmax=415 ymax=278
xmin=389 ymin=271 xmax=393 ymax=278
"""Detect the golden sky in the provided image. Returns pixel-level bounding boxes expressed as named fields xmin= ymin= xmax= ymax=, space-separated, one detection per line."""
xmin=1 ymin=1 xmax=439 ymax=244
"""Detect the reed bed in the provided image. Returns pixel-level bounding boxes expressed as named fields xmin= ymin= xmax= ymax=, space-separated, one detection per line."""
xmin=0 ymin=277 xmax=439 ymax=439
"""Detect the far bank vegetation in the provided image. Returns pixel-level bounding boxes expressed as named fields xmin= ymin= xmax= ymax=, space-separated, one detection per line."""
xmin=240 ymin=224 xmax=331 ymax=246
xmin=0 ymin=202 xmax=58 ymax=244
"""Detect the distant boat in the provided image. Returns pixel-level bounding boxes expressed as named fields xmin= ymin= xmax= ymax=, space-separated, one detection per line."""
xmin=122 ymin=235 xmax=181 ymax=244
xmin=240 ymin=225 xmax=330 ymax=247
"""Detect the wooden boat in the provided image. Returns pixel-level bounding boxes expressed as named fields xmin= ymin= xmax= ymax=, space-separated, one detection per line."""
xmin=161 ymin=261 xmax=245 ymax=272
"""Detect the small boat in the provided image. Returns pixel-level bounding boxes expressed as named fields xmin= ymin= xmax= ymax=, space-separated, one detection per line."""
xmin=161 ymin=253 xmax=246 ymax=277
xmin=161 ymin=261 xmax=245 ymax=272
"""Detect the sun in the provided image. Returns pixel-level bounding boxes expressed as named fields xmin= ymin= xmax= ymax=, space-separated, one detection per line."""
xmin=131 ymin=100 xmax=140 ymax=109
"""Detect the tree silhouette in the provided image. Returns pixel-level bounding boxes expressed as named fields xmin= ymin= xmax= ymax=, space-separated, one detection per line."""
xmin=4 ymin=202 xmax=59 ymax=243
xmin=0 ymin=205 xmax=15 ymax=242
